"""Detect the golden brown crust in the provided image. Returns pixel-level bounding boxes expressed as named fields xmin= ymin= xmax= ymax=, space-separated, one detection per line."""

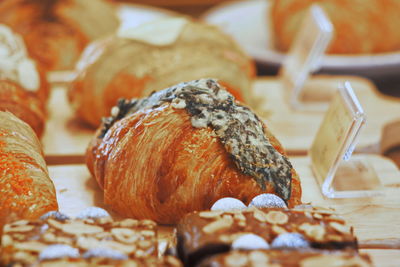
xmin=0 ymin=0 xmax=118 ymax=71
xmin=0 ymin=80 xmax=46 ymax=137
xmin=69 ymin=20 xmax=255 ymax=127
xmin=271 ymin=0 xmax=400 ymax=54
xmin=87 ymin=104 xmax=301 ymax=224
xmin=0 ymin=111 xmax=58 ymax=232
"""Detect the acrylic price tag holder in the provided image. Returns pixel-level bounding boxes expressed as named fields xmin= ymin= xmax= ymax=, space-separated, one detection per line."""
xmin=309 ymin=82 xmax=383 ymax=198
xmin=280 ymin=4 xmax=333 ymax=111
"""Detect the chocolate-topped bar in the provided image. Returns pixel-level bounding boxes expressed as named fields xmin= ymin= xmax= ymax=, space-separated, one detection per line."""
xmin=197 ymin=250 xmax=372 ymax=267
xmin=0 ymin=208 xmax=178 ymax=266
xmin=29 ymin=254 xmax=182 ymax=267
xmin=176 ymin=207 xmax=358 ymax=266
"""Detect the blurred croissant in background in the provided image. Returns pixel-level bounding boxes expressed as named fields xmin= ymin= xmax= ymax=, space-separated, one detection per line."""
xmin=69 ymin=18 xmax=255 ymax=127
xmin=271 ymin=0 xmax=400 ymax=54
xmin=0 ymin=0 xmax=119 ymax=71
xmin=0 ymin=25 xmax=49 ymax=137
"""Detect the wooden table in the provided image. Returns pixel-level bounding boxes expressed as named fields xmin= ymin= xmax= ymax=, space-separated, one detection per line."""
xmin=48 ymin=154 xmax=400 ymax=267
xmin=252 ymin=75 xmax=400 ymax=154
xmin=40 ymin=76 xmax=400 ymax=266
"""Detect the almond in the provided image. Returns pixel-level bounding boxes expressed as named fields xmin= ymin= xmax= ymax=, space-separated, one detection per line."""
xmin=199 ymin=210 xmax=223 ymax=219
xmin=62 ymin=221 xmax=103 ymax=235
xmin=329 ymin=222 xmax=350 ymax=234
xmin=14 ymin=241 xmax=47 ymax=252
xmin=111 ymin=228 xmax=139 ymax=243
xmin=203 ymin=217 xmax=233 ymax=234
xmin=119 ymin=219 xmax=139 ymax=228
xmin=265 ymin=211 xmax=289 ymax=225
xmin=299 ymin=223 xmax=326 ymax=241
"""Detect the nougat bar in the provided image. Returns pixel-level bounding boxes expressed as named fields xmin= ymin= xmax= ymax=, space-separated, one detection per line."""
xmin=0 ymin=211 xmax=161 ymax=266
xmin=176 ymin=207 xmax=358 ymax=265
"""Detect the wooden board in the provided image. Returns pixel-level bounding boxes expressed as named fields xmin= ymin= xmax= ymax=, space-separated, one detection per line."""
xmin=42 ymin=75 xmax=400 ymax=159
xmin=48 ymin=154 xmax=400 ymax=266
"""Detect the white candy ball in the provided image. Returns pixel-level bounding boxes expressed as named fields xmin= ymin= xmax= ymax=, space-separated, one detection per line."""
xmin=211 ymin=197 xmax=247 ymax=211
xmin=232 ymin=234 xmax=270 ymax=250
xmin=271 ymin=233 xmax=310 ymax=249
xmin=248 ymin=194 xmax=287 ymax=208
xmin=76 ymin=207 xmax=110 ymax=219
xmin=39 ymin=244 xmax=79 ymax=260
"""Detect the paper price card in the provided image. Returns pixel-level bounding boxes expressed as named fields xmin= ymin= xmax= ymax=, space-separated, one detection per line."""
xmin=280 ymin=4 xmax=333 ymax=110
xmin=310 ymin=82 xmax=382 ymax=198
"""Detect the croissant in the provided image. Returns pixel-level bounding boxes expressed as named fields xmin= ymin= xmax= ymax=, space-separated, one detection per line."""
xmin=87 ymin=79 xmax=301 ymax=224
xmin=0 ymin=111 xmax=58 ymax=232
xmin=271 ymin=0 xmax=400 ymax=54
xmin=0 ymin=24 xmax=50 ymax=136
xmin=0 ymin=0 xmax=119 ymax=71
xmin=69 ymin=18 xmax=255 ymax=127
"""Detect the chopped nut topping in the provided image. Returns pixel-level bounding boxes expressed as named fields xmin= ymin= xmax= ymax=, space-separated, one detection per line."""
xmin=203 ymin=217 xmax=234 ymax=234
xmin=299 ymin=223 xmax=326 ymax=241
xmin=61 ymin=222 xmax=103 ymax=235
xmin=233 ymin=213 xmax=246 ymax=222
xmin=119 ymin=219 xmax=139 ymax=228
xmin=140 ymin=230 xmax=155 ymax=237
xmin=253 ymin=209 xmax=268 ymax=222
xmin=111 ymin=228 xmax=139 ymax=244
xmin=272 ymin=225 xmax=287 ymax=235
xmin=138 ymin=240 xmax=152 ymax=249
xmin=2 ymin=235 xmax=13 ymax=246
xmin=329 ymin=222 xmax=350 ymax=234
xmin=312 ymin=213 xmax=323 ymax=220
xmin=14 ymin=241 xmax=47 ymax=252
xmin=4 ymin=225 xmax=34 ymax=233
xmin=265 ymin=211 xmax=289 ymax=225
xmin=199 ymin=210 xmax=224 ymax=219
xmin=249 ymin=251 xmax=270 ymax=265
xmin=224 ymin=251 xmax=249 ymax=267
xmin=47 ymin=219 xmax=64 ymax=230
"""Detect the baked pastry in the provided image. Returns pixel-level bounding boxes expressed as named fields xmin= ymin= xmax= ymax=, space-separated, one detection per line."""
xmin=0 ymin=0 xmax=119 ymax=71
xmin=198 ymin=250 xmax=372 ymax=267
xmin=0 ymin=112 xmax=58 ymax=232
xmin=176 ymin=207 xmax=357 ymax=265
xmin=0 ymin=24 xmax=50 ymax=137
xmin=69 ymin=18 xmax=255 ymax=127
xmin=0 ymin=80 xmax=46 ymax=137
xmin=0 ymin=208 xmax=182 ymax=266
xmin=0 ymin=24 xmax=50 ymax=101
xmin=86 ymin=79 xmax=301 ymax=224
xmin=271 ymin=0 xmax=400 ymax=54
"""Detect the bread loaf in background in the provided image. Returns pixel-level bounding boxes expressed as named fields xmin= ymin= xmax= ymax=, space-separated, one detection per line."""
xmin=69 ymin=18 xmax=255 ymax=127
xmin=0 ymin=0 xmax=119 ymax=71
xmin=271 ymin=0 xmax=400 ymax=54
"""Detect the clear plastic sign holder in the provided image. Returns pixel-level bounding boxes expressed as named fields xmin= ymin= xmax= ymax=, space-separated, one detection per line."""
xmin=280 ymin=4 xmax=333 ymax=111
xmin=309 ymin=82 xmax=383 ymax=198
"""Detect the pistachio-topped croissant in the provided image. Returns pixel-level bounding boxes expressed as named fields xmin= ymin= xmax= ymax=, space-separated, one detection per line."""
xmin=86 ymin=79 xmax=301 ymax=224
xmin=69 ymin=18 xmax=255 ymax=127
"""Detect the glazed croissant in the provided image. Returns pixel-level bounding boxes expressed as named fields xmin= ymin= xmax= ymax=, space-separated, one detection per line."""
xmin=0 ymin=0 xmax=119 ymax=71
xmin=0 ymin=25 xmax=50 ymax=137
xmin=271 ymin=0 xmax=400 ymax=54
xmin=69 ymin=18 xmax=255 ymax=127
xmin=87 ymin=79 xmax=301 ymax=224
xmin=0 ymin=112 xmax=58 ymax=231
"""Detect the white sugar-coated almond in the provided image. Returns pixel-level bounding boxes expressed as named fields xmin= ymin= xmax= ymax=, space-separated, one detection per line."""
xmin=231 ymin=234 xmax=270 ymax=250
xmin=211 ymin=197 xmax=247 ymax=211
